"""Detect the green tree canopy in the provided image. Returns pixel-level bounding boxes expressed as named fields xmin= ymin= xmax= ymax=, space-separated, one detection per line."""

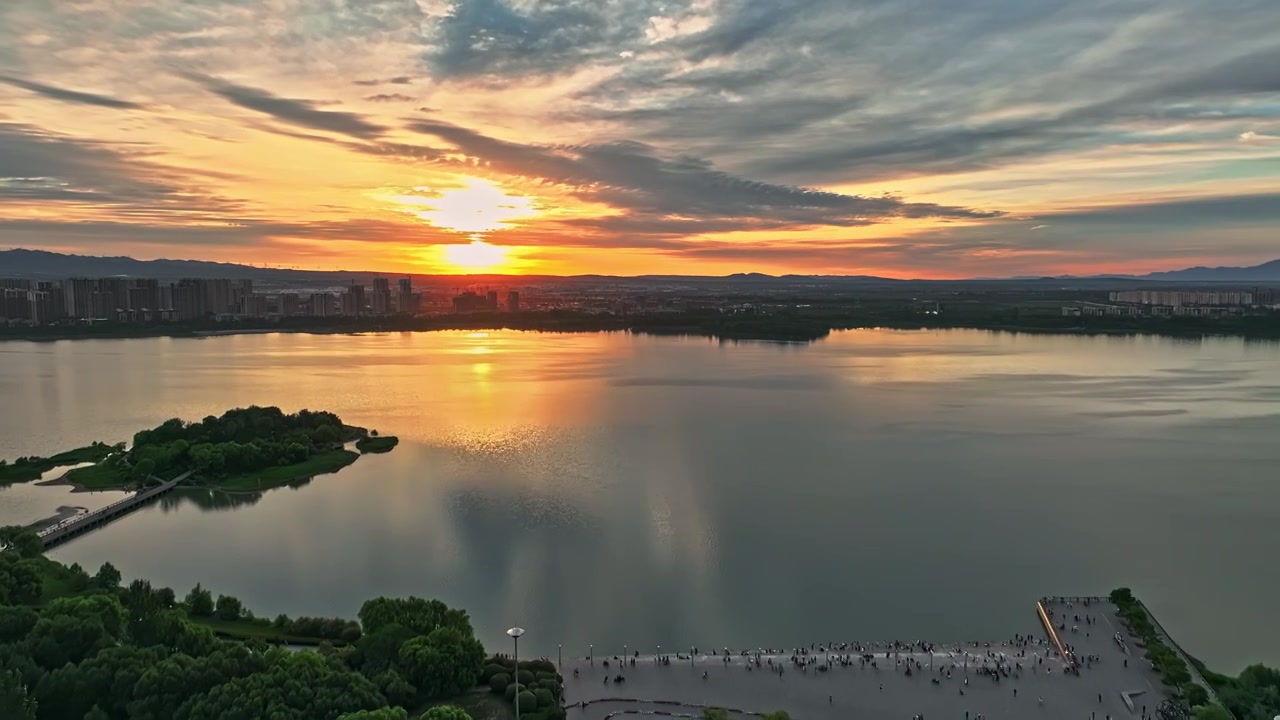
xmin=0 ymin=526 xmax=44 ymax=559
xmin=421 ymin=705 xmax=473 ymax=720
xmin=338 ymin=709 xmax=409 ymax=720
xmin=1192 ymin=704 xmax=1233 ymax=720
xmin=173 ymin=651 xmax=385 ymax=720
xmin=184 ymin=584 xmax=214 ymax=617
xmin=398 ymin=627 xmax=485 ymax=700
xmin=358 ymin=597 xmax=475 ymax=638
xmin=0 ymin=669 xmax=36 ymax=720
xmin=93 ymin=562 xmax=121 ymax=591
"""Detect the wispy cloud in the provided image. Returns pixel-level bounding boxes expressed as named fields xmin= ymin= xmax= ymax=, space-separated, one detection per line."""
xmin=0 ymin=75 xmax=144 ymax=110
xmin=182 ymin=73 xmax=387 ymax=140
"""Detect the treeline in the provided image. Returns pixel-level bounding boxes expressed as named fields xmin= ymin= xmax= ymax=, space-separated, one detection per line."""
xmin=0 ymin=525 xmax=518 ymax=720
xmin=1107 ymin=588 xmax=1280 ymax=720
xmin=127 ymin=406 xmax=348 ymax=479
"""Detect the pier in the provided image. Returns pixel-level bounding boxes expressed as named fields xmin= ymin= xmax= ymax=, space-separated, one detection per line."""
xmin=38 ymin=470 xmax=192 ymax=548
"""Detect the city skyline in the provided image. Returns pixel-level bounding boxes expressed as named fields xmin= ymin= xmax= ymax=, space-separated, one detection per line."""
xmin=2 ymin=1 xmax=1279 ymax=278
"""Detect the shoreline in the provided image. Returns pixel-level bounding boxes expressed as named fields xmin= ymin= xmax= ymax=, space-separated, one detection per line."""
xmin=2 ymin=316 xmax=1279 ymax=344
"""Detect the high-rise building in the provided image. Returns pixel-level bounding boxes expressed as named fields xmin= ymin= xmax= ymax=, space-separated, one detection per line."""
xmin=308 ymin=293 xmax=333 ymax=317
xmin=280 ymin=293 xmax=300 ymax=316
xmin=171 ymin=279 xmax=207 ymax=320
xmin=397 ymin=278 xmax=414 ymax=315
xmin=1 ymin=288 xmax=30 ymax=321
xmin=506 ymin=291 xmax=520 ymax=312
xmin=371 ymin=277 xmax=392 ymax=315
xmin=244 ymin=294 xmax=270 ymax=317
xmin=63 ymin=278 xmax=96 ymax=318
xmin=345 ymin=283 xmax=366 ymax=317
xmin=452 ymin=291 xmax=489 ymax=313
xmin=486 ymin=290 xmax=499 ymax=311
xmin=231 ymin=280 xmax=254 ymax=313
xmin=28 ymin=290 xmax=55 ymax=324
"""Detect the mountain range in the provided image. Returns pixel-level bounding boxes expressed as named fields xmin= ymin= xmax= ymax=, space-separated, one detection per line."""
xmin=2 ymin=248 xmax=1278 ymax=285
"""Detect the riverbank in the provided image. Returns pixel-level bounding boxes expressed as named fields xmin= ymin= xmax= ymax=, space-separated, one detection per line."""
xmin=210 ymin=448 xmax=360 ymax=492
xmin=3 ymin=309 xmax=1278 ymax=344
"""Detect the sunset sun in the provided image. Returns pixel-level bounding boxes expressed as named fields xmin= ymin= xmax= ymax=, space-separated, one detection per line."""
xmin=443 ymin=239 xmax=509 ymax=270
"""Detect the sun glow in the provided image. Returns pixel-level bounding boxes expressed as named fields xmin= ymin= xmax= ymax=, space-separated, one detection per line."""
xmin=444 ymin=240 xmax=510 ymax=270
xmin=398 ymin=178 xmax=537 ymax=234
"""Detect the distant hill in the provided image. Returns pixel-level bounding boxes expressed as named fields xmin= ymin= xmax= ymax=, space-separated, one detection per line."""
xmin=1135 ymin=258 xmax=1280 ymax=282
xmin=2 ymin=248 xmax=1277 ymax=285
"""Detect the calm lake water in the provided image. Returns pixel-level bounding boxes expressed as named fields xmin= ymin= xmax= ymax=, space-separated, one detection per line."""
xmin=1 ymin=329 xmax=1277 ymax=672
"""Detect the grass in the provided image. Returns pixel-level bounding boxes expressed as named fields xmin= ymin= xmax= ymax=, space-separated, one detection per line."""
xmin=355 ymin=435 xmax=400 ymax=454
xmin=0 ymin=443 xmax=115 ymax=486
xmin=214 ymin=449 xmax=359 ymax=492
xmin=65 ymin=462 xmax=131 ymax=490
xmin=416 ymin=692 xmax=515 ymax=720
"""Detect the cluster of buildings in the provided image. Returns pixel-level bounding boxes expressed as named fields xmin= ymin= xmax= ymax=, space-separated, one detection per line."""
xmin=451 ymin=290 xmax=520 ymax=313
xmin=1063 ymin=287 xmax=1277 ymax=318
xmin=1107 ymin=289 xmax=1274 ymax=307
xmin=0 ymin=276 xmax=423 ymax=325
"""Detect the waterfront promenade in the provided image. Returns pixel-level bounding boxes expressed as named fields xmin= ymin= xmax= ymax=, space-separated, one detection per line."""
xmin=561 ymin=598 xmax=1171 ymax=719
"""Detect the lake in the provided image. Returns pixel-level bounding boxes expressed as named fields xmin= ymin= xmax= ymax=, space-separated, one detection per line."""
xmin=1 ymin=329 xmax=1277 ymax=672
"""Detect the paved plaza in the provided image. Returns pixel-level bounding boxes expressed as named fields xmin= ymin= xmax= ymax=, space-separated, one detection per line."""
xmin=559 ymin=598 xmax=1171 ymax=719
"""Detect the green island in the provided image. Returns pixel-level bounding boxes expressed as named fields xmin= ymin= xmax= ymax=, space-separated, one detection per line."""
xmin=0 ymin=443 xmax=117 ymax=486
xmin=2 ymin=406 xmax=397 ymax=495
xmin=357 ymin=434 xmax=401 ymax=454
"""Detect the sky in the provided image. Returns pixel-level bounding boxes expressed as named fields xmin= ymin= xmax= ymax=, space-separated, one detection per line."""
xmin=1 ymin=0 xmax=1279 ymax=278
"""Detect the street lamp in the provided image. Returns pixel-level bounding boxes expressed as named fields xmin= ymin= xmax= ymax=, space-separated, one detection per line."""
xmin=508 ymin=627 xmax=525 ymax=720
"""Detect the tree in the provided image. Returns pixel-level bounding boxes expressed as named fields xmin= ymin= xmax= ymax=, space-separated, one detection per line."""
xmin=421 ymin=706 xmax=472 ymax=720
xmin=173 ymin=651 xmax=385 ymax=720
xmin=214 ymin=594 xmax=243 ymax=621
xmin=359 ymin=597 xmax=475 ymax=638
xmin=0 ymin=606 xmax=38 ymax=643
xmin=703 ymin=710 xmax=730 ymax=720
xmin=372 ymin=669 xmax=417 ymax=708
xmin=0 ymin=669 xmax=36 ymax=720
xmin=85 ymin=706 xmax=110 ymax=720
xmin=1192 ymin=705 xmax=1232 ymax=720
xmin=0 ymin=556 xmax=42 ymax=605
xmin=184 ymin=584 xmax=214 ymax=617
xmin=398 ymin=626 xmax=485 ymax=700
xmin=93 ymin=562 xmax=121 ymax=590
xmin=27 ymin=595 xmax=128 ymax=670
xmin=0 ymin=526 xmax=44 ymax=559
xmin=762 ymin=713 xmax=793 ymax=720
xmin=355 ymin=623 xmax=416 ymax=675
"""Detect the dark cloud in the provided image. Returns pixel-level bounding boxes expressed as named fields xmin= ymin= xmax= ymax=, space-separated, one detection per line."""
xmin=407 ymin=119 xmax=1001 ymax=237
xmin=363 ymin=93 xmax=415 ymax=103
xmin=0 ymin=122 xmax=243 ymax=217
xmin=183 ymin=73 xmax=386 ymax=139
xmin=0 ymin=75 xmax=144 ymax=110
xmin=1037 ymin=193 xmax=1280 ymax=227
xmin=353 ymin=76 xmax=414 ymax=86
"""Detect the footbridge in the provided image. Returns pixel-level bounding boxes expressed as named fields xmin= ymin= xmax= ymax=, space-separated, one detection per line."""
xmin=38 ymin=470 xmax=193 ymax=549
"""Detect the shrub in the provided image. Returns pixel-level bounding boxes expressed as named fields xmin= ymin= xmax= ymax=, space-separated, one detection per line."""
xmin=1183 ymin=682 xmax=1209 ymax=706
xmin=533 ymin=688 xmax=554 ymax=708
xmin=489 ymin=673 xmax=510 ymax=694
xmin=516 ymin=691 xmax=536 ymax=710
xmin=481 ymin=664 xmax=508 ymax=682
xmin=504 ymin=683 xmax=524 ymax=702
xmin=517 ymin=669 xmax=535 ymax=685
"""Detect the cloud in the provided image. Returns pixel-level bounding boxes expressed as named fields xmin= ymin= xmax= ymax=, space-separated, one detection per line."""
xmin=0 ymin=75 xmax=144 ymax=110
xmin=363 ymin=93 xmax=415 ymax=103
xmin=407 ymin=119 xmax=1002 ymax=237
xmin=183 ymin=73 xmax=387 ymax=139
xmin=353 ymin=76 xmax=413 ymax=86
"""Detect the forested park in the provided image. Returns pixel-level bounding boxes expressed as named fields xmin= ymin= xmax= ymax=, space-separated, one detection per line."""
xmin=0 ymin=524 xmax=557 ymax=720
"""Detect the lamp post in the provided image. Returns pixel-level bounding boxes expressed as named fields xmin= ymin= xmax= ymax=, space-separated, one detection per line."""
xmin=508 ymin=627 xmax=525 ymax=720
xmin=657 ymin=645 xmax=661 ymax=664
xmin=590 ymin=644 xmax=593 ymax=667
xmin=558 ymin=644 xmax=562 ymax=672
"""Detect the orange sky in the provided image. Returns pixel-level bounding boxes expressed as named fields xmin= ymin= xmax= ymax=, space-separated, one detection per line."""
xmin=1 ymin=1 xmax=1278 ymax=278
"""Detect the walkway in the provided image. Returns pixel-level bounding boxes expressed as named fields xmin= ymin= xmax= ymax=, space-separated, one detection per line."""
xmin=38 ymin=470 xmax=192 ymax=548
